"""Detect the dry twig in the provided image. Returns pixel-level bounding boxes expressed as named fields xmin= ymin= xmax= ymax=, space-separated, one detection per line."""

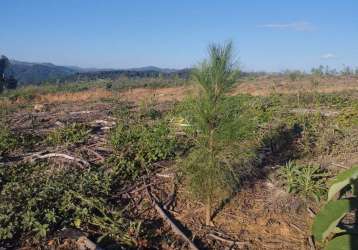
xmin=208 ymin=233 xmax=249 ymax=247
xmin=289 ymin=223 xmax=304 ymax=233
xmin=145 ymin=183 xmax=199 ymax=250
xmin=29 ymin=152 xmax=90 ymax=167
xmin=308 ymin=235 xmax=316 ymax=250
xmin=307 ymin=207 xmax=316 ymax=218
xmin=82 ymin=147 xmax=105 ymax=162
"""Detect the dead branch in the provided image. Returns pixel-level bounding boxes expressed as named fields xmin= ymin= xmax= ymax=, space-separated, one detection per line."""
xmin=330 ymin=162 xmax=349 ymax=169
xmin=152 ymin=162 xmax=167 ymax=168
xmin=55 ymin=121 xmax=65 ymax=127
xmin=114 ymin=178 xmax=162 ymax=197
xmin=208 ymin=233 xmax=249 ymax=247
xmin=89 ymin=146 xmax=113 ymax=153
xmin=145 ymin=184 xmax=199 ymax=250
xmin=82 ymin=147 xmax=105 ymax=162
xmin=163 ymin=179 xmax=177 ymax=210
xmin=130 ymin=182 xmax=159 ymax=194
xmin=307 ymin=207 xmax=316 ymax=218
xmin=70 ymin=110 xmax=93 ymax=115
xmin=290 ymin=108 xmax=339 ymax=117
xmin=30 ymin=153 xmax=90 ymax=167
xmin=308 ymin=235 xmax=316 ymax=250
xmin=92 ymin=119 xmax=116 ymax=126
xmin=156 ymin=173 xmax=175 ymax=178
xmin=289 ymin=223 xmax=304 ymax=233
xmin=163 ymin=191 xmax=176 ymax=210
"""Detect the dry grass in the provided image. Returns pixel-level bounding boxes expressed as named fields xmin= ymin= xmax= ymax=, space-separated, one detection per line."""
xmin=36 ymin=88 xmax=114 ymax=103
xmin=233 ymin=75 xmax=358 ymax=96
xmin=152 ymin=175 xmax=311 ymax=249
xmin=212 ymin=180 xmax=311 ymax=249
xmin=0 ymin=86 xmax=191 ymax=107
xmin=0 ymin=99 xmax=14 ymax=110
xmin=1 ymin=75 xmax=357 ymax=108
xmin=119 ymin=86 xmax=191 ymax=103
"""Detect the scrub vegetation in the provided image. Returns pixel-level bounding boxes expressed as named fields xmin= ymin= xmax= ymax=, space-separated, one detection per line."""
xmin=1 ymin=43 xmax=358 ymax=249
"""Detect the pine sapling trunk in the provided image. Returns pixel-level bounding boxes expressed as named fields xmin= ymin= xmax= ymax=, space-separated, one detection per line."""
xmin=205 ymin=195 xmax=212 ymax=226
xmin=205 ymin=129 xmax=215 ymax=226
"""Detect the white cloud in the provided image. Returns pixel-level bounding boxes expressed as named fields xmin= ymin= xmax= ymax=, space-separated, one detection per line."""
xmin=258 ymin=21 xmax=315 ymax=32
xmin=321 ymin=53 xmax=337 ymax=59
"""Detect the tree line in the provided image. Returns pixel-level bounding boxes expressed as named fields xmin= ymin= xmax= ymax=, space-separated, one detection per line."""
xmin=0 ymin=55 xmax=18 ymax=93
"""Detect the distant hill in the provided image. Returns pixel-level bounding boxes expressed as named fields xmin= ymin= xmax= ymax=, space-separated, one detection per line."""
xmin=5 ymin=60 xmax=78 ymax=85
xmin=126 ymin=66 xmax=178 ymax=73
xmin=63 ymin=68 xmax=191 ymax=83
xmin=4 ymin=59 xmax=188 ymax=85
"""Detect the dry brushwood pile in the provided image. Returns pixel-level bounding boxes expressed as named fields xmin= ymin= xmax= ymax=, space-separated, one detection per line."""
xmin=1 ymin=73 xmax=358 ymax=249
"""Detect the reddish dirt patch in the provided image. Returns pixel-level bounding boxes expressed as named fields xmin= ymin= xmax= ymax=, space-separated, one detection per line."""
xmin=232 ymin=75 xmax=358 ymax=96
xmin=141 ymin=166 xmax=313 ymax=250
xmin=119 ymin=86 xmax=191 ymax=103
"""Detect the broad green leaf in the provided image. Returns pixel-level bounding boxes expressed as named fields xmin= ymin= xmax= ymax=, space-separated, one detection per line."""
xmin=328 ymin=166 xmax=358 ymax=201
xmin=325 ymin=234 xmax=358 ymax=250
xmin=312 ymin=198 xmax=358 ymax=242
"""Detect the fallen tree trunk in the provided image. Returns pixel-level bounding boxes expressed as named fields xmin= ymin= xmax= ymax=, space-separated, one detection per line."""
xmin=145 ymin=185 xmax=199 ymax=250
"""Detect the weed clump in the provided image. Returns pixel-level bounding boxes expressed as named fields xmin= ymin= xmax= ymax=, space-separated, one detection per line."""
xmin=0 ymin=126 xmax=17 ymax=156
xmin=109 ymin=120 xmax=176 ymax=180
xmin=46 ymin=123 xmax=90 ymax=146
xmin=278 ymin=161 xmax=329 ymax=201
xmin=139 ymin=95 xmax=162 ymax=119
xmin=0 ymin=162 xmax=138 ymax=247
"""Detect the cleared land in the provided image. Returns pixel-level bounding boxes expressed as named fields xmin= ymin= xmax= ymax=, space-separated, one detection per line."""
xmin=1 ymin=75 xmax=358 ymax=249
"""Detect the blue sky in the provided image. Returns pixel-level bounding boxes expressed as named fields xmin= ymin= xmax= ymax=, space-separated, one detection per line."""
xmin=1 ymin=0 xmax=357 ymax=71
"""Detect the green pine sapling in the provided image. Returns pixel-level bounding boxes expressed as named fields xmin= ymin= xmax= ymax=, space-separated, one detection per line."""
xmin=181 ymin=41 xmax=242 ymax=225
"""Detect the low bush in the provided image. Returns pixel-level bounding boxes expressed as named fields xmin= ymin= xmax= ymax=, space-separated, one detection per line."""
xmin=109 ymin=120 xmax=176 ymax=180
xmin=287 ymin=70 xmax=304 ymax=81
xmin=335 ymin=108 xmax=358 ymax=127
xmin=0 ymin=162 xmax=138 ymax=247
xmin=0 ymin=126 xmax=18 ymax=155
xmin=46 ymin=123 xmax=91 ymax=146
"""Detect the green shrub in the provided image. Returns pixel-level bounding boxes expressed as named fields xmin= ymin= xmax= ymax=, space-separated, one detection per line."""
xmin=0 ymin=126 xmax=18 ymax=155
xmin=279 ymin=92 xmax=358 ymax=109
xmin=287 ymin=70 xmax=303 ymax=81
xmin=17 ymin=133 xmax=43 ymax=149
xmin=335 ymin=108 xmax=358 ymax=127
xmin=110 ymin=101 xmax=132 ymax=120
xmin=46 ymin=123 xmax=90 ymax=146
xmin=109 ymin=120 xmax=176 ymax=180
xmin=106 ymin=83 xmax=113 ymax=90
xmin=0 ymin=162 xmax=137 ymax=246
xmin=282 ymin=112 xmax=326 ymax=156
